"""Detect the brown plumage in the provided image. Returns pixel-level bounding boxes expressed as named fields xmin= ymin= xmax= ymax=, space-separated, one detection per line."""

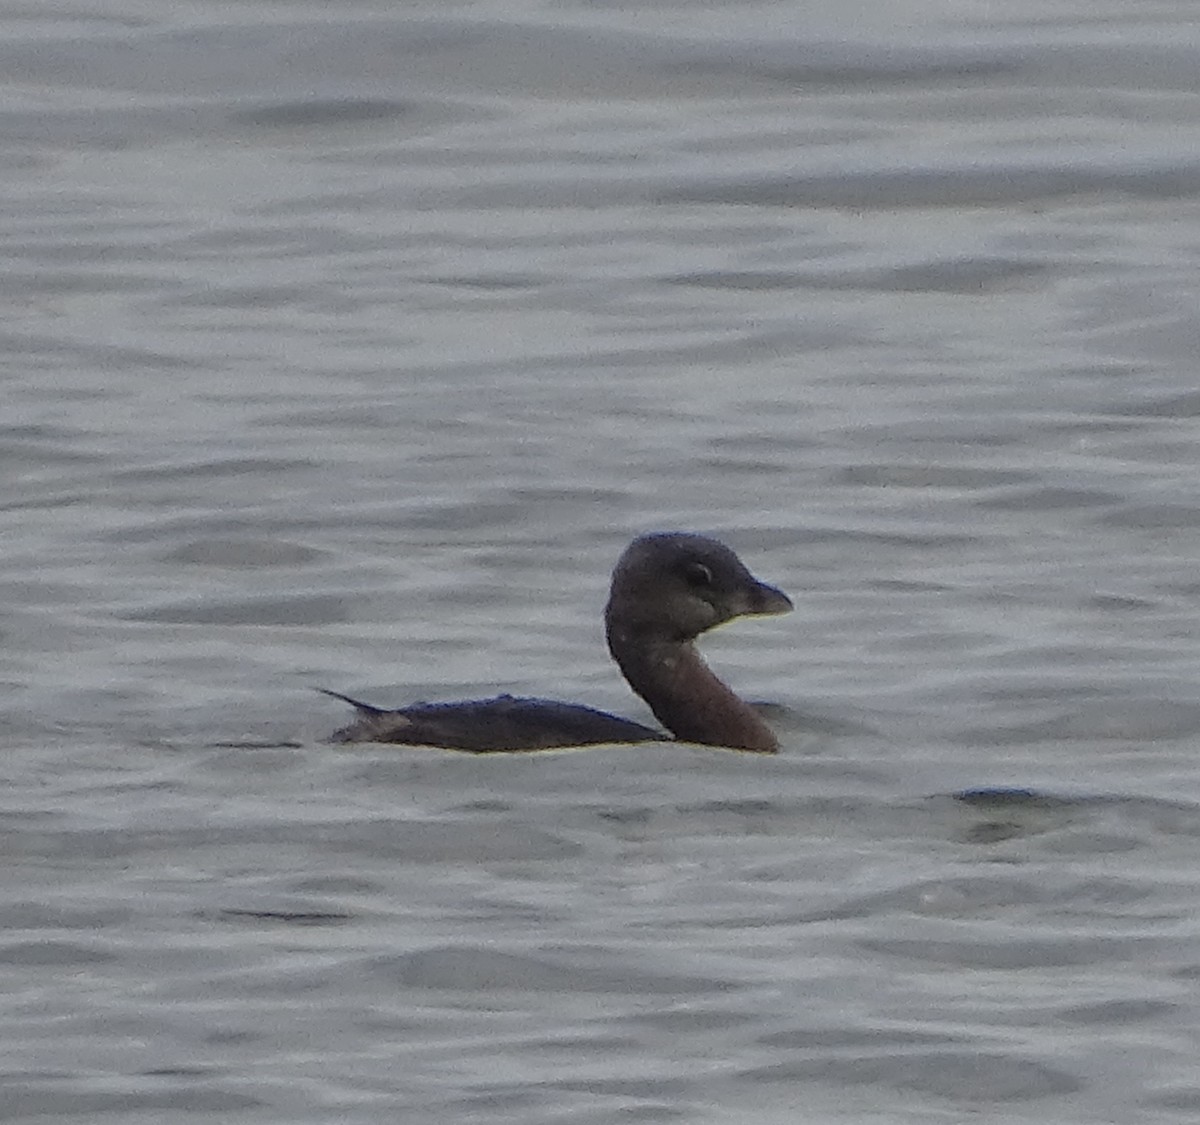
xmin=326 ymin=532 xmax=792 ymax=753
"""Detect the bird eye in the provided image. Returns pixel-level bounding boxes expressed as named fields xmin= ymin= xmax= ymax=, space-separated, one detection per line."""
xmin=683 ymin=561 xmax=713 ymax=587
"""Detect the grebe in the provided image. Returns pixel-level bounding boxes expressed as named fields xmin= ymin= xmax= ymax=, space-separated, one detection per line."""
xmin=325 ymin=532 xmax=791 ymax=753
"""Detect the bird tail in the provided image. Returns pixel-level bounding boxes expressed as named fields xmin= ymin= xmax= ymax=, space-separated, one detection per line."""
xmin=315 ymin=687 xmax=384 ymax=715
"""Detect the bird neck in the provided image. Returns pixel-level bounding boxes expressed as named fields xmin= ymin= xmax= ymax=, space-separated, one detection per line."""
xmin=606 ymin=627 xmax=779 ymax=754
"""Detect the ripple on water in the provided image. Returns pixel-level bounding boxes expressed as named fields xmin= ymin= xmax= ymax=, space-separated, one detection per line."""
xmin=371 ymin=946 xmax=734 ymax=995
xmin=161 ymin=538 xmax=328 ymax=567
xmin=0 ymin=1087 xmax=262 ymax=1118
xmin=741 ymin=1050 xmax=1082 ymax=1102
xmin=855 ymin=933 xmax=1154 ymax=970
xmin=0 ymin=941 xmax=117 ymax=966
xmin=0 ymin=818 xmax=581 ymax=865
xmin=119 ymin=593 xmax=351 ymax=626
xmin=952 ymin=699 xmax=1200 ymax=744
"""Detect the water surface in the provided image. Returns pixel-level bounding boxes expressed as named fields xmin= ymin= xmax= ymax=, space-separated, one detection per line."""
xmin=4 ymin=0 xmax=1200 ymax=1121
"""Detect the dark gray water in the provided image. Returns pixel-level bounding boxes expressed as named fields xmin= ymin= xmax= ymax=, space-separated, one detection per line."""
xmin=6 ymin=1 xmax=1200 ymax=1121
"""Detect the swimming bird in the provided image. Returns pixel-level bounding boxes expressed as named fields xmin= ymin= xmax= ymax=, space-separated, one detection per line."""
xmin=325 ymin=532 xmax=792 ymax=753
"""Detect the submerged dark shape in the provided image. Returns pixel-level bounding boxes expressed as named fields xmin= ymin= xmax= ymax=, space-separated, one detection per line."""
xmin=326 ymin=532 xmax=792 ymax=753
